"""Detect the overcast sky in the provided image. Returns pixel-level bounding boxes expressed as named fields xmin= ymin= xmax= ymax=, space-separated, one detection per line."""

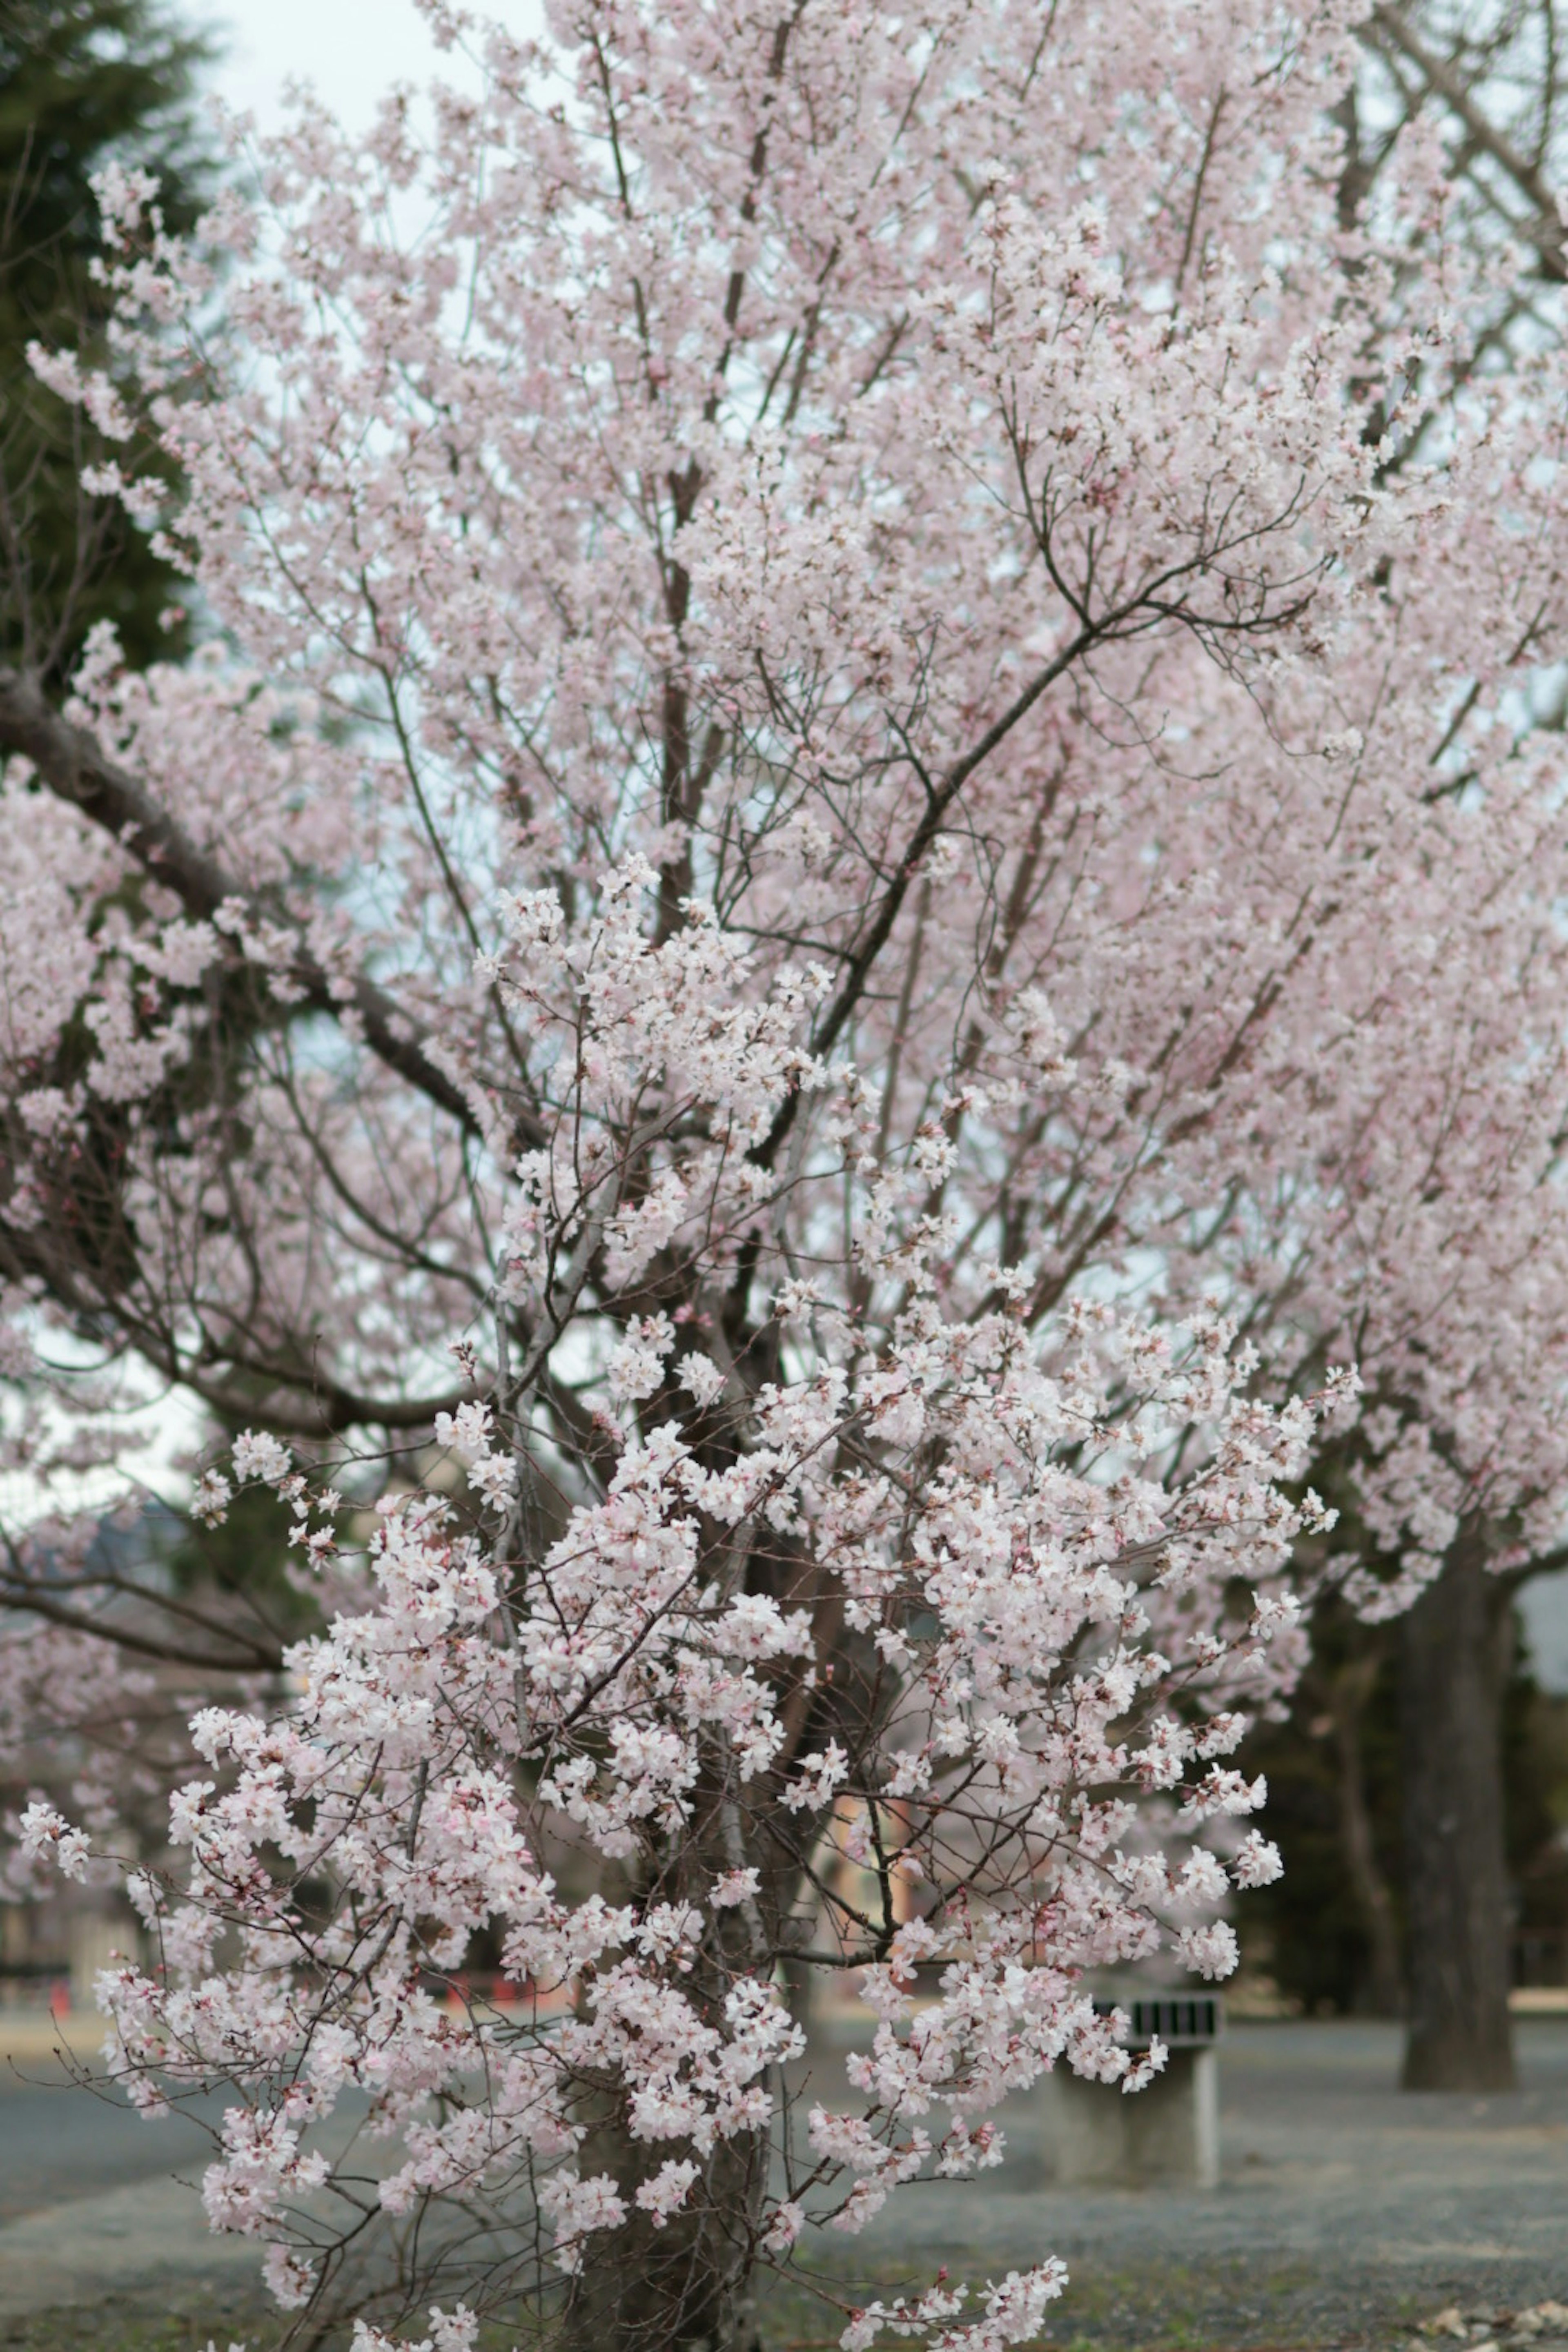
xmin=193 ymin=0 xmax=540 ymax=136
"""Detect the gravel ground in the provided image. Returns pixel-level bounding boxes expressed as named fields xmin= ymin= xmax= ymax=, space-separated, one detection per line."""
xmin=770 ymin=2017 xmax=1568 ymax=2350
xmin=0 ymin=2018 xmax=1562 ymax=2347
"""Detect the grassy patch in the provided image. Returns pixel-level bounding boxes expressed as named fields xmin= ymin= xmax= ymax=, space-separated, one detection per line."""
xmin=755 ymin=2253 xmax=1410 ymax=2352
xmin=0 ymin=2261 xmax=1459 ymax=2352
xmin=1039 ymin=2257 xmax=1332 ymax=2348
xmin=0 ymin=2299 xmax=272 ymax=2351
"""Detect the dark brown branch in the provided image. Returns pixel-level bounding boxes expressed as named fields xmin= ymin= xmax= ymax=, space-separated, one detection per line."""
xmin=0 ymin=665 xmax=519 ymax=1145
xmin=748 ymin=621 xmax=1100 ymax=1175
xmin=0 ymin=1566 xmax=283 ymax=1674
xmin=1366 ymin=7 xmax=1568 ymax=281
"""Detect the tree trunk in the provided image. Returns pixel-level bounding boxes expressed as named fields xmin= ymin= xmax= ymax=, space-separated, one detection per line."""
xmin=557 ymin=1845 xmax=785 ymax=2352
xmin=560 ymin=2120 xmax=768 ymax=2352
xmin=1399 ymin=1531 xmax=1516 ymax=2090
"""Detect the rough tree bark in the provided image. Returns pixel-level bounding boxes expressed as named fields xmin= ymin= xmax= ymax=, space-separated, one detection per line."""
xmin=1399 ymin=1528 xmax=1516 ymax=2090
xmin=555 ymin=1778 xmax=808 ymax=2352
xmin=561 ymin=2118 xmax=768 ymax=2352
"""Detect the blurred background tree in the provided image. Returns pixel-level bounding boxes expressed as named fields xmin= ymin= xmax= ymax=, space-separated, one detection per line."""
xmin=1238 ymin=1595 xmax=1568 ymax=2018
xmin=0 ymin=0 xmax=212 ymax=683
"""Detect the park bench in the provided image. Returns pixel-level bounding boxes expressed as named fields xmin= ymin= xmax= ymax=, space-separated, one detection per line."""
xmin=1040 ymin=1993 xmax=1222 ymax=2189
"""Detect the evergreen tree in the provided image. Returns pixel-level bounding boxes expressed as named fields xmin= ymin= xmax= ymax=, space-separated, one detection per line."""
xmin=0 ymin=0 xmax=212 ymax=681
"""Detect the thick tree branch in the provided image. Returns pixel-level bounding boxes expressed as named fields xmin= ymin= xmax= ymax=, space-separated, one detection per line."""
xmin=0 ymin=1560 xmax=283 ymax=1675
xmin=0 ymin=666 xmax=505 ymax=1143
xmin=1366 ymin=7 xmax=1568 ymax=282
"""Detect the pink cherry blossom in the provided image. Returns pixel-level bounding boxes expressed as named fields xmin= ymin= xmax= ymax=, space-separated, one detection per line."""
xmin=5 ymin=4 xmax=1568 ymax=2346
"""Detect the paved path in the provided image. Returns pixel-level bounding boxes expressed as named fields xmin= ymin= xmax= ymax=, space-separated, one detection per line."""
xmin=793 ymin=2017 xmax=1568 ymax=2344
xmin=0 ymin=2016 xmax=256 ymax=2325
xmin=0 ymin=2015 xmax=1562 ymax=2342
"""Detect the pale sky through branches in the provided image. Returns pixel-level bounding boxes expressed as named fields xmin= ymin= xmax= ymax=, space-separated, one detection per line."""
xmin=177 ymin=2 xmax=1568 ymax=1721
xmin=2 ymin=0 xmax=549 ymax=1531
xmin=195 ymin=0 xmax=540 ymax=132
xmin=188 ymin=5 xmax=1568 ymax=1739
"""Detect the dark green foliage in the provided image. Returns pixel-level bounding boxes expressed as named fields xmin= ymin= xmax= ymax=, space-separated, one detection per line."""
xmin=165 ymin=1478 xmax=327 ymax=1650
xmin=1239 ymin=1597 xmax=1568 ymax=2013
xmin=1508 ymin=1664 xmax=1568 ymax=1984
xmin=1238 ymin=1613 xmax=1405 ymax=2016
xmin=0 ymin=0 xmax=213 ymax=679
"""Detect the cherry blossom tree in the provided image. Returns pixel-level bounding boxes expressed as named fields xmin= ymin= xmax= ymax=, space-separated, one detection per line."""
xmin=7 ymin=0 xmax=1568 ymax=2342
xmin=1303 ymin=0 xmax=1568 ymax=2091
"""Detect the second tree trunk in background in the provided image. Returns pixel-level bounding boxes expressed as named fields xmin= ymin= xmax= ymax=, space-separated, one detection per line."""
xmin=1400 ymin=1532 xmax=1516 ymax=2091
